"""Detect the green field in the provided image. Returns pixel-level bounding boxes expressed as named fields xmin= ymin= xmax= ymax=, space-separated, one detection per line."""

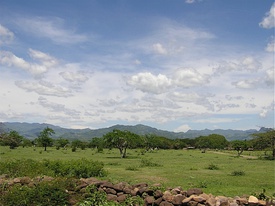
xmin=0 ymin=146 xmax=274 ymax=197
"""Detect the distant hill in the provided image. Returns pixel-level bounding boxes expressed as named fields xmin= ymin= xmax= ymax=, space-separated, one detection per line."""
xmin=0 ymin=122 xmax=269 ymax=141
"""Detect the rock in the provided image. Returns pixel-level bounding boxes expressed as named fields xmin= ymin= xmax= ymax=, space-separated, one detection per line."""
xmin=235 ymin=197 xmax=248 ymax=205
xmin=188 ymin=200 xmax=198 ymax=206
xmin=187 ymin=188 xmax=203 ymax=196
xmin=229 ymin=202 xmax=239 ymax=206
xmin=155 ymin=197 xmax=163 ymax=205
xmin=258 ymin=200 xmax=266 ymax=206
xmin=106 ymin=194 xmax=117 ymax=202
xmin=216 ymin=196 xmax=229 ymax=206
xmin=154 ymin=189 xmax=163 ymax=198
xmin=20 ymin=177 xmax=31 ymax=185
xmin=117 ymin=194 xmax=127 ymax=203
xmin=105 ymin=187 xmax=117 ymax=195
xmin=206 ymin=196 xmax=216 ymax=206
xmin=172 ymin=194 xmax=185 ymax=205
xmin=193 ymin=195 xmax=206 ymax=203
xmin=159 ymin=201 xmax=174 ymax=206
xmin=183 ymin=195 xmax=195 ymax=204
xmin=145 ymin=196 xmax=155 ymax=205
xmin=13 ymin=177 xmax=21 ymax=184
xmin=248 ymin=196 xmax=259 ymax=205
xmin=163 ymin=190 xmax=173 ymax=202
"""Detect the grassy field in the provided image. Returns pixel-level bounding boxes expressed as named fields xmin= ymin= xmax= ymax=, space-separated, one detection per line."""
xmin=0 ymin=146 xmax=274 ymax=197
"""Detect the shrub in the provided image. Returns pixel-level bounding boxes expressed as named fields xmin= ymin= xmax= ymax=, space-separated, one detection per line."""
xmin=207 ymin=163 xmax=219 ymax=170
xmin=140 ymin=158 xmax=162 ymax=167
xmin=0 ymin=179 xmax=70 ymax=206
xmin=231 ymin=170 xmax=245 ymax=176
xmin=125 ymin=165 xmax=139 ymax=171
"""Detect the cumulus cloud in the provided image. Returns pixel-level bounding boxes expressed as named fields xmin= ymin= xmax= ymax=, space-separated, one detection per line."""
xmin=173 ymin=68 xmax=209 ymax=88
xmin=264 ymin=68 xmax=274 ymax=86
xmin=0 ymin=24 xmax=14 ymax=45
xmin=259 ymin=3 xmax=275 ymax=29
xmin=127 ymin=72 xmax=172 ymax=94
xmin=17 ymin=17 xmax=88 ymax=44
xmin=15 ymin=80 xmax=73 ymax=97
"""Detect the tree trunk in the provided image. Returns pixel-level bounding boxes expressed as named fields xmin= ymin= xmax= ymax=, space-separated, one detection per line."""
xmin=122 ymin=148 xmax=127 ymax=158
xmin=44 ymin=145 xmax=47 ymax=151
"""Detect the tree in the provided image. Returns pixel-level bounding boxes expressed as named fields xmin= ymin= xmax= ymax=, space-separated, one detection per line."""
xmin=230 ymin=140 xmax=248 ymax=157
xmin=195 ymin=134 xmax=228 ymax=151
xmin=55 ymin=137 xmax=69 ymax=149
xmin=0 ymin=130 xmax=23 ymax=149
xmin=103 ymin=129 xmax=141 ymax=158
xmin=36 ymin=127 xmax=55 ymax=151
xmin=253 ymin=129 xmax=275 ymax=160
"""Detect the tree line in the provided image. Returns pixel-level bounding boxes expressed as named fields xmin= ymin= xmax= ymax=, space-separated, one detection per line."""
xmin=0 ymin=127 xmax=274 ymax=159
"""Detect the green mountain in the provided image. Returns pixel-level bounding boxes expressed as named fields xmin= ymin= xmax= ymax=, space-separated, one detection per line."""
xmin=0 ymin=122 xmax=266 ymax=141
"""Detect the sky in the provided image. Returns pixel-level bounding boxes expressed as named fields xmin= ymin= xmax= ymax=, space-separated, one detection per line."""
xmin=0 ymin=0 xmax=274 ymax=132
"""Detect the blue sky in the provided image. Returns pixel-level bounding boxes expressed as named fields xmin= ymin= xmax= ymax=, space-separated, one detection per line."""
xmin=0 ymin=0 xmax=274 ymax=132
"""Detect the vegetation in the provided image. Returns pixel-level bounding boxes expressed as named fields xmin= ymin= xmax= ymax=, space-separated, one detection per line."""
xmin=0 ymin=127 xmax=274 ymax=205
xmin=35 ymin=127 xmax=55 ymax=151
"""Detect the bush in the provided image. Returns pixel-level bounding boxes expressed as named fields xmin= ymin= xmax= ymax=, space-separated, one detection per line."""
xmin=140 ymin=158 xmax=162 ymax=167
xmin=231 ymin=170 xmax=245 ymax=176
xmin=0 ymin=179 xmax=70 ymax=206
xmin=206 ymin=163 xmax=219 ymax=170
xmin=0 ymin=158 xmax=107 ymax=178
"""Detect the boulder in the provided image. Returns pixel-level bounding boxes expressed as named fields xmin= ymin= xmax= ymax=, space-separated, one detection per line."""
xmin=163 ymin=190 xmax=173 ymax=202
xmin=187 ymin=188 xmax=203 ymax=196
xmin=172 ymin=194 xmax=185 ymax=205
xmin=145 ymin=196 xmax=155 ymax=205
xmin=248 ymin=196 xmax=259 ymax=205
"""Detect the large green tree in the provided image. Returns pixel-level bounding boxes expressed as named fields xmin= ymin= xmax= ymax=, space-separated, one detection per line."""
xmin=230 ymin=140 xmax=248 ymax=156
xmin=253 ymin=129 xmax=275 ymax=160
xmin=36 ymin=127 xmax=55 ymax=151
xmin=103 ymin=129 xmax=141 ymax=158
xmin=0 ymin=130 xmax=23 ymax=149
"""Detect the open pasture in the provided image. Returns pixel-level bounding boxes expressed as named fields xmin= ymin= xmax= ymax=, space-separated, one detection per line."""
xmin=0 ymin=146 xmax=274 ymax=197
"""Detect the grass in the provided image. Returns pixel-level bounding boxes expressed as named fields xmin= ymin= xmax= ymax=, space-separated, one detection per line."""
xmin=0 ymin=146 xmax=274 ymax=197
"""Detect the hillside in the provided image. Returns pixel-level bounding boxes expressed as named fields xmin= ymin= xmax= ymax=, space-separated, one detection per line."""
xmin=0 ymin=122 xmax=267 ymax=141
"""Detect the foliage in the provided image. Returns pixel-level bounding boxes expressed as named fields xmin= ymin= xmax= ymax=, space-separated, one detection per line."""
xmin=0 ymin=179 xmax=70 ymax=206
xmin=35 ymin=127 xmax=55 ymax=151
xmin=195 ymin=134 xmax=228 ymax=150
xmin=252 ymin=129 xmax=275 ymax=160
xmin=140 ymin=158 xmax=162 ymax=167
xmin=0 ymin=158 xmax=106 ymax=178
xmin=55 ymin=137 xmax=69 ymax=149
xmin=103 ymin=129 xmax=143 ymax=158
xmin=0 ymin=130 xmax=24 ymax=149
xmin=206 ymin=163 xmax=219 ymax=170
xmin=230 ymin=170 xmax=245 ymax=176
xmin=230 ymin=140 xmax=248 ymax=156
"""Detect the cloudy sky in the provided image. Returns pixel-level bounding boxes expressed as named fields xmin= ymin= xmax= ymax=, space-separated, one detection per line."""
xmin=0 ymin=0 xmax=274 ymax=132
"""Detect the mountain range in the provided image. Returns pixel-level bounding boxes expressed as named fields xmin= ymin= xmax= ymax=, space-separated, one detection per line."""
xmin=0 ymin=122 xmax=269 ymax=141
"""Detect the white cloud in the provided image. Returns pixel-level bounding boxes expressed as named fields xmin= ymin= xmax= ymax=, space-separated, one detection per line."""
xmin=60 ymin=71 xmax=89 ymax=82
xmin=259 ymin=3 xmax=275 ymax=29
xmin=0 ymin=49 xmax=57 ymax=76
xmin=15 ymin=80 xmax=73 ymax=97
xmin=152 ymin=43 xmax=168 ymax=55
xmin=174 ymin=124 xmax=191 ymax=132
xmin=265 ymin=37 xmax=274 ymax=52
xmin=264 ymin=68 xmax=274 ymax=86
xmin=232 ymin=79 xmax=258 ymax=89
xmin=0 ymin=24 xmax=14 ymax=45
xmin=173 ymin=68 xmax=209 ymax=88
xmin=127 ymin=72 xmax=172 ymax=94
xmin=17 ymin=17 xmax=88 ymax=44
xmin=213 ymin=56 xmax=261 ymax=74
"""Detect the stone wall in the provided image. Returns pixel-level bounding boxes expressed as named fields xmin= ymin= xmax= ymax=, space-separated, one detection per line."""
xmin=0 ymin=175 xmax=273 ymax=206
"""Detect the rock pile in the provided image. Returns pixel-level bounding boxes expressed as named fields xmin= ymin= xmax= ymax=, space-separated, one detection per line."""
xmin=0 ymin=175 xmax=273 ymax=206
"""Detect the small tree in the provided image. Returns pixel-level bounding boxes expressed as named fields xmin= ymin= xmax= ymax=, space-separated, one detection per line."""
xmin=230 ymin=140 xmax=248 ymax=157
xmin=0 ymin=130 xmax=23 ymax=149
xmin=36 ymin=127 xmax=55 ymax=151
xmin=103 ymin=129 xmax=140 ymax=158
